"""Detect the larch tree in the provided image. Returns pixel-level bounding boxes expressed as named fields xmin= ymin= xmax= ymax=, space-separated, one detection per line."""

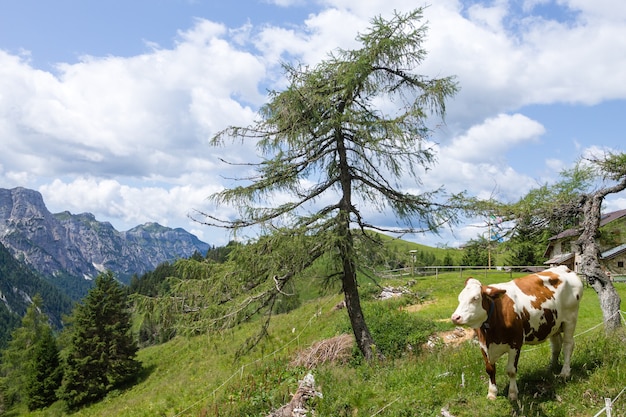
xmin=574 ymin=153 xmax=626 ymax=332
xmin=198 ymin=9 xmax=461 ymax=360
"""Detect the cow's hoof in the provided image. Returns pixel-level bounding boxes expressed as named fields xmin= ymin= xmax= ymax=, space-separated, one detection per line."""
xmin=487 ymin=393 xmax=497 ymax=401
xmin=508 ymin=393 xmax=518 ymax=401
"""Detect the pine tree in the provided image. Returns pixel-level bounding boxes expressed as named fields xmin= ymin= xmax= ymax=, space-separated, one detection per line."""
xmin=24 ymin=326 xmax=62 ymax=410
xmin=59 ymin=271 xmax=141 ymax=410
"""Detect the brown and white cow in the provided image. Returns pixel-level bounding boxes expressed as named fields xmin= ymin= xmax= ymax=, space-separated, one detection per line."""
xmin=451 ymin=265 xmax=583 ymax=401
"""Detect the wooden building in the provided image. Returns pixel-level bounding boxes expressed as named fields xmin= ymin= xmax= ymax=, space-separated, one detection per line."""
xmin=543 ymin=209 xmax=626 ymax=277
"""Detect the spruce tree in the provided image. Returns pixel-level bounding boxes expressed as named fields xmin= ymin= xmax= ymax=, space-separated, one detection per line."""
xmin=59 ymin=271 xmax=141 ymax=410
xmin=24 ymin=327 xmax=62 ymax=410
xmin=0 ymin=295 xmax=49 ymax=407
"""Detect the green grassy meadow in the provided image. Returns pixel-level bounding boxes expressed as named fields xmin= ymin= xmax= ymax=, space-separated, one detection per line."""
xmin=21 ymin=270 xmax=626 ymax=417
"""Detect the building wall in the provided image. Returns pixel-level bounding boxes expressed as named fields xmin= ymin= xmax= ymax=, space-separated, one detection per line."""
xmin=605 ymin=252 xmax=626 ymax=277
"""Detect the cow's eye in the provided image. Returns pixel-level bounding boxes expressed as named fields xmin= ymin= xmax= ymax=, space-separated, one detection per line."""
xmin=473 ymin=295 xmax=481 ymax=302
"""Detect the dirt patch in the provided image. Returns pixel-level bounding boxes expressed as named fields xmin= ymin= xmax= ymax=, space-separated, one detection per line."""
xmin=425 ymin=327 xmax=475 ymax=350
xmin=439 ymin=327 xmax=475 ymax=345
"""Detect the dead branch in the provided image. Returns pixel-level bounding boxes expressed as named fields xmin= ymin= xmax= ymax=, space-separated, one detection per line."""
xmin=267 ymin=373 xmax=322 ymax=417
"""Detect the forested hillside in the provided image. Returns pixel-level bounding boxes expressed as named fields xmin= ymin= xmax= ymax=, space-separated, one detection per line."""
xmin=0 ymin=242 xmax=73 ymax=349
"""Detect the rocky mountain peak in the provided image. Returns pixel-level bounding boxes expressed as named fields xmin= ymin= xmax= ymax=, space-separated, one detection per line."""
xmin=0 ymin=187 xmax=210 ymax=297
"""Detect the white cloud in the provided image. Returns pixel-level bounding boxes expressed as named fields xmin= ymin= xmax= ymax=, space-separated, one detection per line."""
xmin=0 ymin=19 xmax=264 ymax=181
xmin=420 ymin=0 xmax=626 ymax=129
xmin=1 ymin=0 xmax=626 ymax=247
xmin=563 ymin=0 xmax=626 ymax=21
xmin=443 ymin=113 xmax=545 ymax=163
xmin=38 ymin=177 xmax=230 ymax=241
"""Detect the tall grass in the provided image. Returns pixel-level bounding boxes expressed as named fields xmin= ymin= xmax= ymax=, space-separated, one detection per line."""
xmin=23 ymin=272 xmax=626 ymax=417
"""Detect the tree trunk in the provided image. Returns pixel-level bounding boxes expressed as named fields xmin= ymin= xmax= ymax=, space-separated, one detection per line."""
xmin=334 ymin=122 xmax=377 ymax=360
xmin=337 ymin=208 xmax=376 ymax=360
xmin=342 ymin=253 xmax=376 ymax=360
xmin=580 ymin=249 xmax=622 ymax=332
xmin=576 ymin=194 xmax=622 ymax=333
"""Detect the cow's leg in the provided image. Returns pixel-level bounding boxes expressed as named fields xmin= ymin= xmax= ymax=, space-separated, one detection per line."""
xmin=481 ymin=349 xmax=498 ymax=400
xmin=486 ymin=361 xmax=498 ymax=400
xmin=506 ymin=348 xmax=521 ymax=401
xmin=550 ymin=332 xmax=563 ymax=370
xmin=559 ymin=324 xmax=576 ymax=378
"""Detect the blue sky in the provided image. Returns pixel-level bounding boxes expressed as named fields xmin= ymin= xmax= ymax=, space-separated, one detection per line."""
xmin=1 ymin=0 xmax=625 ymax=248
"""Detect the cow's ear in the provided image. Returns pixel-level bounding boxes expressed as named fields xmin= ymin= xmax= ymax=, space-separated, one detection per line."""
xmin=484 ymin=286 xmax=506 ymax=298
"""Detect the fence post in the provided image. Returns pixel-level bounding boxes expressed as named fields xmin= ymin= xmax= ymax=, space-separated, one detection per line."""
xmin=605 ymin=397 xmax=612 ymax=417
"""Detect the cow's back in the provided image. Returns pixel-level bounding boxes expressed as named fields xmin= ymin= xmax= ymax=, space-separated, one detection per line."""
xmin=493 ymin=266 xmax=583 ymax=344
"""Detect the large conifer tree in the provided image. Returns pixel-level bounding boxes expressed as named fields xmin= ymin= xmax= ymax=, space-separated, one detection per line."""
xmin=59 ymin=271 xmax=141 ymax=409
xmin=201 ymin=8 xmax=459 ymax=359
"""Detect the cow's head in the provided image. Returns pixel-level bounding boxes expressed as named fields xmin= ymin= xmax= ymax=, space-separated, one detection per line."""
xmin=451 ymin=278 xmax=506 ymax=328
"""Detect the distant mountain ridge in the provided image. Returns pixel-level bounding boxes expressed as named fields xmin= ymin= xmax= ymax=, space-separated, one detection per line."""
xmin=0 ymin=187 xmax=210 ymax=295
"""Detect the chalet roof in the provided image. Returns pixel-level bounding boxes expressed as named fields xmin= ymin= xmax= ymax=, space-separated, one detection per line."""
xmin=601 ymin=243 xmax=626 ymax=260
xmin=600 ymin=208 xmax=626 ymax=225
xmin=544 ymin=252 xmax=574 ymax=265
xmin=548 ymin=208 xmax=626 ymax=241
xmin=548 ymin=228 xmax=580 ymax=241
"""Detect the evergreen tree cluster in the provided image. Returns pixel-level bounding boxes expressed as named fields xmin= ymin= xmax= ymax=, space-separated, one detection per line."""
xmin=461 ymin=237 xmax=490 ymax=266
xmin=128 ymin=261 xmax=177 ymax=297
xmin=0 ymin=271 xmax=141 ymax=412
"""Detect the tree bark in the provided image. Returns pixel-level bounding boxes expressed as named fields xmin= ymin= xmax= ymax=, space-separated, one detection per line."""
xmin=337 ymin=191 xmax=376 ymax=360
xmin=342 ymin=250 xmax=376 ymax=360
xmin=335 ymin=122 xmax=377 ymax=360
xmin=576 ymin=193 xmax=622 ymax=332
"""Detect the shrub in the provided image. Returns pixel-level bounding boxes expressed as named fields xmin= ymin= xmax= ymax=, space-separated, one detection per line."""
xmin=340 ymin=300 xmax=436 ymax=359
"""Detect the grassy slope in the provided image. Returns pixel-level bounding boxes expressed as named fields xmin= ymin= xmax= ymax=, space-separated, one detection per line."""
xmin=375 ymin=233 xmax=466 ymax=265
xmin=25 ymin=271 xmax=626 ymax=417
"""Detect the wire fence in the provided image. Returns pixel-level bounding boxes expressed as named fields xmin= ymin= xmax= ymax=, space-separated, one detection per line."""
xmin=172 ymin=296 xmax=337 ymax=417
xmin=378 ymin=265 xmax=552 ymax=280
xmin=590 ymin=310 xmax=626 ymax=417
xmin=593 ymin=386 xmax=626 ymax=417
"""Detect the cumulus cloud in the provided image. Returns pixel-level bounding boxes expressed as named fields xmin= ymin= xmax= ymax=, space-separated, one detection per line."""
xmin=38 ymin=177 xmax=230 ymax=241
xmin=1 ymin=0 xmax=625 ymax=247
xmin=443 ymin=113 xmax=545 ymax=163
xmin=0 ymin=21 xmax=263 ymax=177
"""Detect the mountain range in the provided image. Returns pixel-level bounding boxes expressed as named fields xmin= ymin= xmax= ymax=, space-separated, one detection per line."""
xmin=0 ymin=187 xmax=211 ymax=299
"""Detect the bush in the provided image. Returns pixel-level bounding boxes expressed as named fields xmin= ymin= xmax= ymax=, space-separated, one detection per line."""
xmin=340 ymin=300 xmax=436 ymax=359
